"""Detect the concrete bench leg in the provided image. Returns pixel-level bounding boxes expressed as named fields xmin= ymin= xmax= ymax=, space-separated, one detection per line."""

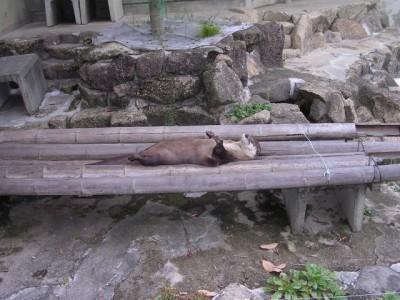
xmin=108 ymin=0 xmax=124 ymax=22
xmin=0 ymin=54 xmax=47 ymax=115
xmin=45 ymin=0 xmax=83 ymax=26
xmin=0 ymin=82 xmax=11 ymax=109
xmin=335 ymin=184 xmax=366 ymax=232
xmin=282 ymin=188 xmax=309 ymax=235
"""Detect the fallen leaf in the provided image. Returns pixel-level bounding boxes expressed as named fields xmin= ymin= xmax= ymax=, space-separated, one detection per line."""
xmin=275 ymin=263 xmax=287 ymax=270
xmin=262 ymin=260 xmax=284 ymax=273
xmin=59 ymin=248 xmax=64 ymax=255
xmin=197 ymin=290 xmax=218 ymax=297
xmin=260 ymin=243 xmax=279 ymax=250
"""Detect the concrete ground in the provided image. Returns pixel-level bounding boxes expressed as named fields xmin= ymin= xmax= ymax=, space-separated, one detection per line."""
xmin=0 ymin=185 xmax=400 ymax=299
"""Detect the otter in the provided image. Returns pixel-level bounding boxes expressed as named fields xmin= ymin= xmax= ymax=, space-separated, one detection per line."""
xmin=90 ymin=131 xmax=261 ymax=167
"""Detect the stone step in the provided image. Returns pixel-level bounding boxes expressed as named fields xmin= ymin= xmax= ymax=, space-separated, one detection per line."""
xmin=42 ymin=58 xmax=79 ymax=80
xmin=47 ymin=78 xmax=80 ymax=93
xmin=45 ymin=43 xmax=80 ymax=60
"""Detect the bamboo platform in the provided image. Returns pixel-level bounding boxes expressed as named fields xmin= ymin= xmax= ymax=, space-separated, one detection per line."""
xmin=0 ymin=123 xmax=399 ymax=234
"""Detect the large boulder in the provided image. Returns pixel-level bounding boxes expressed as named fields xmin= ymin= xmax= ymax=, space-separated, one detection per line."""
xmin=263 ymin=11 xmax=292 ymax=22
xmin=254 ymin=22 xmax=284 ymax=68
xmin=203 ymin=61 xmax=245 ymax=108
xmin=138 ymin=75 xmax=201 ymax=104
xmin=330 ymin=19 xmax=367 ymax=40
xmin=246 ymin=52 xmax=266 ymax=78
xmin=110 ymin=111 xmax=148 ymax=127
xmin=299 ymin=84 xmax=346 ymax=123
xmin=337 ymin=4 xmax=368 ymax=22
xmin=359 ymin=85 xmax=400 ymax=122
xmin=80 ymin=56 xmax=135 ymax=91
xmin=70 ymin=109 xmax=112 ymax=128
xmin=232 ymin=26 xmax=262 ymax=49
xmin=165 ymin=47 xmax=222 ymax=75
xmin=78 ymin=42 xmax=139 ymax=63
xmin=291 ymin=15 xmax=313 ymax=53
xmin=269 ymin=103 xmax=309 ymax=124
xmin=136 ymin=51 xmax=164 ymax=79
xmin=249 ymin=78 xmax=291 ymax=103
xmin=229 ymin=40 xmax=248 ymax=86
xmin=176 ymin=106 xmax=218 ymax=125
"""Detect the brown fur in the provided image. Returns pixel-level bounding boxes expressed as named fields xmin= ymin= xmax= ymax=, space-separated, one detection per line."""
xmin=90 ymin=131 xmax=260 ymax=167
xmin=129 ymin=132 xmax=260 ymax=166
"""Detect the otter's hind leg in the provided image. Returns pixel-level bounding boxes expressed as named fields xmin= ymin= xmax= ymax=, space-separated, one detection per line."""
xmin=129 ymin=154 xmax=161 ymax=166
xmin=212 ymin=136 xmax=232 ymax=165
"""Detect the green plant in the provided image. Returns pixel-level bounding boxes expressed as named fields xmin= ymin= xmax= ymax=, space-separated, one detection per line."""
xmin=227 ymin=103 xmax=271 ymax=123
xmin=382 ymin=291 xmax=400 ymax=300
xmin=197 ymin=21 xmax=221 ymax=38
xmin=265 ymin=263 xmax=345 ymax=299
xmin=363 ymin=205 xmax=372 ymax=216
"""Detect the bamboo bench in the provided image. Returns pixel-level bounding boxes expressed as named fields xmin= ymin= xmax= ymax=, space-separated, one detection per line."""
xmin=0 ymin=123 xmax=399 ymax=234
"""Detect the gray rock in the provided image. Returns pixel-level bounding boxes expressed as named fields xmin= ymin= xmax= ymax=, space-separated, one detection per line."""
xmin=250 ymin=78 xmax=291 ymax=103
xmin=361 ymin=9 xmax=383 ymax=33
xmin=366 ymin=70 xmax=398 ymax=88
xmin=269 ymin=103 xmax=309 ymax=124
xmin=330 ymin=19 xmax=367 ymax=40
xmin=299 ymin=83 xmax=346 ymax=123
xmin=45 ymin=43 xmax=78 ymax=60
xmin=176 ymin=106 xmax=218 ymax=125
xmin=229 ymin=7 xmax=259 ymax=23
xmin=110 ymin=111 xmax=148 ymax=127
xmin=344 ymin=98 xmax=358 ymax=123
xmin=337 ymin=3 xmax=368 ymax=22
xmin=312 ymin=32 xmax=327 ymax=50
xmin=42 ymin=59 xmax=79 ymax=80
xmin=308 ymin=9 xmax=338 ymax=32
xmin=291 ymin=15 xmax=313 ymax=53
xmin=5 ymin=38 xmax=45 ymax=56
xmin=284 ymin=35 xmax=291 ymax=49
xmin=283 ymin=48 xmax=302 ymax=59
xmin=48 ymin=115 xmax=69 ymax=129
xmin=279 ymin=21 xmax=295 ymax=35
xmin=324 ymin=30 xmax=342 ymax=43
xmin=355 ymin=266 xmax=400 ymax=293
xmin=239 ymin=110 xmax=270 ymax=125
xmin=80 ymin=59 xmax=134 ymax=91
xmin=212 ymin=283 xmax=263 ymax=300
xmin=70 ymin=109 xmax=112 ymax=128
xmin=263 ymin=11 xmax=292 ymax=22
xmin=247 ymin=52 xmax=266 ymax=78
xmin=356 ymin=105 xmax=374 ymax=123
xmin=165 ymin=47 xmax=222 ymax=75
xmin=79 ymin=83 xmax=108 ymax=108
xmin=139 ymin=75 xmax=201 ymax=104
xmin=136 ymin=51 xmax=164 ymax=79
xmin=359 ymin=85 xmax=400 ymax=122
xmin=143 ymin=106 xmax=177 ymax=126
xmin=254 ymin=22 xmax=284 ymax=67
xmin=203 ymin=61 xmax=244 ymax=108
xmin=79 ymin=42 xmax=139 ymax=62
xmin=229 ymin=40 xmax=248 ymax=86
xmin=114 ymin=55 xmax=136 ymax=82
xmin=232 ymin=26 xmax=262 ymax=47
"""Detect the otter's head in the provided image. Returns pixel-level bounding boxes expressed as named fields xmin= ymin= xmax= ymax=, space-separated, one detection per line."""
xmin=240 ymin=133 xmax=261 ymax=159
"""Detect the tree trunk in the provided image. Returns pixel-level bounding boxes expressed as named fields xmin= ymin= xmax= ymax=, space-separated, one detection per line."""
xmin=149 ymin=0 xmax=164 ymax=38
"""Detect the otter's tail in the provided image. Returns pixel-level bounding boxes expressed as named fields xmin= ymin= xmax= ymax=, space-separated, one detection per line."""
xmin=87 ymin=154 xmax=133 ymax=165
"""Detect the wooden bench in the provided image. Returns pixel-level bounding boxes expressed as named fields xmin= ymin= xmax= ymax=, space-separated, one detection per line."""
xmin=0 ymin=123 xmax=399 ymax=234
xmin=0 ymin=54 xmax=47 ymax=115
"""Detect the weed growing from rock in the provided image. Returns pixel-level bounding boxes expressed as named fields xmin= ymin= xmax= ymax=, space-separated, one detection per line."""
xmin=264 ymin=263 xmax=345 ymax=299
xmin=197 ymin=21 xmax=221 ymax=38
xmin=228 ymin=103 xmax=271 ymax=123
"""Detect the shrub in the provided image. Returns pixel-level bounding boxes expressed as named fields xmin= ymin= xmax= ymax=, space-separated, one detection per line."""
xmin=265 ymin=263 xmax=345 ymax=299
xmin=227 ymin=103 xmax=271 ymax=123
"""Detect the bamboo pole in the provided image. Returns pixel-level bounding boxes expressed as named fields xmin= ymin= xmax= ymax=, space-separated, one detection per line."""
xmin=0 ymin=124 xmax=358 ymax=144
xmin=1 ymin=164 xmax=399 ymax=196
xmin=0 ymin=153 xmax=371 ymax=180
xmin=1 ymin=141 xmax=399 ymax=160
